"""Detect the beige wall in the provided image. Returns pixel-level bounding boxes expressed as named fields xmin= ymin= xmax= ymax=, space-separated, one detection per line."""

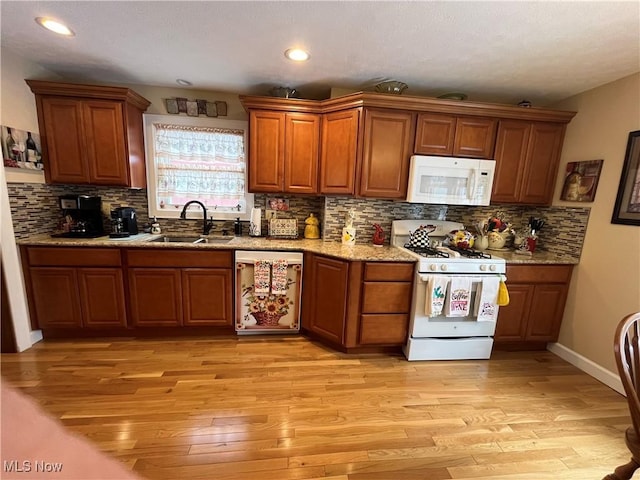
xmin=552 ymin=72 xmax=640 ymax=372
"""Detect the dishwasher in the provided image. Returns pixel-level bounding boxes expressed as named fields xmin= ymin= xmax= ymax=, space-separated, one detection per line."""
xmin=235 ymin=251 xmax=303 ymax=334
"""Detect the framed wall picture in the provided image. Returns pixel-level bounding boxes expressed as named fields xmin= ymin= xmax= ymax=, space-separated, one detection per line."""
xmin=612 ymin=130 xmax=640 ymax=226
xmin=560 ymin=159 xmax=603 ymax=202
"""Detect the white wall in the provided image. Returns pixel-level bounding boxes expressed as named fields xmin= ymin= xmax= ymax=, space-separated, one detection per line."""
xmin=551 ymin=73 xmax=640 ymax=374
xmin=0 ymin=48 xmax=59 ymax=350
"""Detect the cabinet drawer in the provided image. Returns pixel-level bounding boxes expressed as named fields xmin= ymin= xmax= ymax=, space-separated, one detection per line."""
xmin=126 ymin=249 xmax=232 ymax=268
xmin=507 ymin=264 xmax=573 ymax=284
xmin=364 ymin=262 xmax=414 ymax=281
xmin=362 ymin=282 xmax=412 ymax=313
xmin=27 ymin=247 xmax=121 ymax=267
xmin=359 ymin=314 xmax=408 ymax=345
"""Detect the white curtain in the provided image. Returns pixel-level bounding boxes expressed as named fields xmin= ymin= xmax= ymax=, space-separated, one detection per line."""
xmin=153 ymin=123 xmax=246 ymax=211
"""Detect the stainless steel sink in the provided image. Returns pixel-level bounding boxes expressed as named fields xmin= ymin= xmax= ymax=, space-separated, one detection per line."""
xmin=148 ymin=236 xmax=232 ymax=244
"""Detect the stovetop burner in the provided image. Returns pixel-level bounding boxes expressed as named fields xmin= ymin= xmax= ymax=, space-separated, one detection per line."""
xmin=446 ymin=246 xmax=492 ymax=259
xmin=403 ymin=243 xmax=449 ymax=258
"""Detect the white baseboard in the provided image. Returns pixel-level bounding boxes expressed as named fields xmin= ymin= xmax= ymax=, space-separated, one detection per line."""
xmin=29 ymin=330 xmax=43 ymax=346
xmin=547 ymin=342 xmax=624 ymax=395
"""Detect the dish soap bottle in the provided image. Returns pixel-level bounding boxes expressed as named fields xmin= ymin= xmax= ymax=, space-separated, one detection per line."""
xmin=234 ymin=217 xmax=242 ymax=236
xmin=151 ymin=217 xmax=161 ymax=234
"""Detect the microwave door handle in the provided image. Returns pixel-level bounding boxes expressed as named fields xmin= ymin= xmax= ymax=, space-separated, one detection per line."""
xmin=468 ymin=169 xmax=477 ymax=200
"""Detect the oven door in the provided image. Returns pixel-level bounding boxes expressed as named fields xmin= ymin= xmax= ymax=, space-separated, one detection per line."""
xmin=408 ymin=273 xmax=499 ymax=338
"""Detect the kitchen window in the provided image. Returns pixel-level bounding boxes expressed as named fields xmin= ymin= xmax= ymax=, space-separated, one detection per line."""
xmin=143 ymin=114 xmax=253 ymax=220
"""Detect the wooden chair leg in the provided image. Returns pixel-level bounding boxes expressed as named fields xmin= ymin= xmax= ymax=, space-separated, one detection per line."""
xmin=603 ymin=457 xmax=640 ymax=480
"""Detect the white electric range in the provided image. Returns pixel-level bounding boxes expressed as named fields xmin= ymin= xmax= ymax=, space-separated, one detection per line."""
xmin=391 ymin=220 xmax=506 ymax=361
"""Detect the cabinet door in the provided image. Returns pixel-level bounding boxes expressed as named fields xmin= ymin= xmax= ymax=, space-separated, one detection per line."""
xmin=320 ymin=109 xmax=360 ymax=195
xmin=453 ymin=117 xmax=497 ymax=159
xmin=284 ymin=113 xmax=320 ymax=194
xmin=492 ymin=120 xmax=531 ymax=203
xmin=519 ymin=122 xmax=565 ymax=205
xmin=248 ymin=111 xmax=285 ymax=192
xmin=414 ymin=113 xmax=455 ymax=155
xmin=78 ymin=268 xmax=127 ymax=327
xmin=359 ymin=314 xmax=408 ymax=345
xmin=525 ymin=284 xmax=569 ymax=341
xmin=306 ymin=256 xmax=349 ymax=344
xmin=83 ymin=100 xmax=129 ymax=186
xmin=360 ymin=109 xmax=415 ymax=199
xmin=128 ymin=268 xmax=182 ymax=326
xmin=493 ymin=284 xmax=534 ymax=341
xmin=30 ymin=267 xmax=82 ymax=328
xmin=40 ymin=98 xmax=89 ymax=184
xmin=182 ymin=269 xmax=232 ymax=326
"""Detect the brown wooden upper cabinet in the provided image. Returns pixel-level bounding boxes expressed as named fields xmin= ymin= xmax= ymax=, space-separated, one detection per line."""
xmin=26 ymin=80 xmax=151 ymax=187
xmin=359 ymin=109 xmax=415 ymax=199
xmin=414 ymin=113 xmax=497 ymax=159
xmin=319 ymin=109 xmax=360 ymax=195
xmin=239 ymin=93 xmax=575 ymax=201
xmin=492 ymin=120 xmax=565 ymax=205
xmin=248 ymin=110 xmax=320 ymax=194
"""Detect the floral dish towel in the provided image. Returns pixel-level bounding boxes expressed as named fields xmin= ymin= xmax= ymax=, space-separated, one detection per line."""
xmin=254 ymin=260 xmax=271 ymax=295
xmin=271 ymin=260 xmax=289 ymax=295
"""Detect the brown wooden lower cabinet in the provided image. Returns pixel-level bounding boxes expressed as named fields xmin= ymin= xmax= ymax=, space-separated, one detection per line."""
xmin=302 ymin=253 xmax=414 ymax=350
xmin=182 ymin=268 xmax=232 ymax=326
xmin=30 ymin=267 xmax=83 ymax=328
xmin=128 ymin=268 xmax=183 ymax=327
xmin=23 ymin=246 xmax=233 ymax=332
xmin=494 ymin=264 xmax=572 ymax=349
xmin=25 ymin=247 xmax=125 ymax=329
xmin=302 ymin=254 xmax=349 ymax=345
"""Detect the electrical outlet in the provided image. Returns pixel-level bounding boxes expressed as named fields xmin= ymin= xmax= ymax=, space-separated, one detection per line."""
xmin=102 ymin=202 xmax=112 ymax=216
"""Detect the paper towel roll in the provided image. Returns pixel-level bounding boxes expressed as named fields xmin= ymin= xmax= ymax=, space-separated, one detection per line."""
xmin=249 ymin=208 xmax=262 ymax=236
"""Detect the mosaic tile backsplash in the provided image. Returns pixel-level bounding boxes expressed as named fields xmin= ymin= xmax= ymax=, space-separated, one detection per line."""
xmin=7 ymin=183 xmax=589 ymax=259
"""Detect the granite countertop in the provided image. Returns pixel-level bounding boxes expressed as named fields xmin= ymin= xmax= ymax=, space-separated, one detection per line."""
xmin=16 ymin=234 xmax=579 ymax=265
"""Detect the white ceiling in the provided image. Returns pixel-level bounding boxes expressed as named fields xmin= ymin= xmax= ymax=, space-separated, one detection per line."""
xmin=1 ymin=1 xmax=639 ymax=106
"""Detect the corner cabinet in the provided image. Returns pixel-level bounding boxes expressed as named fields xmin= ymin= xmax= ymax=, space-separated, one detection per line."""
xmin=494 ymin=264 xmax=573 ymax=349
xmin=248 ymin=110 xmax=320 ymax=194
xmin=319 ymin=109 xmax=361 ymax=195
xmin=492 ymin=120 xmax=565 ymax=205
xmin=26 ymin=80 xmax=151 ymax=187
xmin=359 ymin=109 xmax=416 ymax=199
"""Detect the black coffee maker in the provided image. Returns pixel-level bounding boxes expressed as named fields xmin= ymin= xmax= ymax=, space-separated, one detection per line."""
xmin=110 ymin=207 xmax=138 ymax=238
xmin=54 ymin=195 xmax=105 ymax=238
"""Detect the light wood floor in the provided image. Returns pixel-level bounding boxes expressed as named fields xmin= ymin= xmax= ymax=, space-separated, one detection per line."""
xmin=0 ymin=335 xmax=633 ymax=479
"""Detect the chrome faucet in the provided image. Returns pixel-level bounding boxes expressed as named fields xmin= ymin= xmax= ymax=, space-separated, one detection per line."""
xmin=180 ymin=200 xmax=214 ymax=235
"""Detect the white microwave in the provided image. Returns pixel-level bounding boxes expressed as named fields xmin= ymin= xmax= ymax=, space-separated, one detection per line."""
xmin=405 ymin=155 xmax=496 ymax=206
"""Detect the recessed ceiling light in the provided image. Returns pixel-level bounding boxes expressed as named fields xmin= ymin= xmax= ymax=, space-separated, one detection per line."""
xmin=176 ymin=79 xmax=192 ymax=86
xmin=284 ymin=48 xmax=310 ymax=62
xmin=35 ymin=17 xmax=75 ymax=36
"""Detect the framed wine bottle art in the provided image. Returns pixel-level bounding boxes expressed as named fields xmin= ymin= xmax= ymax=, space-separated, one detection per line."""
xmin=1 ymin=125 xmax=44 ymax=171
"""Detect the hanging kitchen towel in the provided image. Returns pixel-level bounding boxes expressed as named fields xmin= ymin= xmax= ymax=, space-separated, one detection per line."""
xmin=253 ymin=260 xmax=271 ymax=295
xmin=271 ymin=259 xmax=289 ymax=295
xmin=423 ymin=275 xmax=450 ymax=317
xmin=497 ymin=275 xmax=510 ymax=306
xmin=445 ymin=277 xmax=472 ymax=317
xmin=474 ymin=276 xmax=500 ymax=321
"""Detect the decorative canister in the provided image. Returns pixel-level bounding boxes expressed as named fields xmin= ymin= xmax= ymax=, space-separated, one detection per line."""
xmin=487 ymin=231 xmax=506 ymax=250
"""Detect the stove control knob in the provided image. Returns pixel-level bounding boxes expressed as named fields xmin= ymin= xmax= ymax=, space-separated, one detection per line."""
xmin=480 ymin=265 xmax=487 ymax=271
xmin=440 ymin=265 xmax=448 ymax=272
xmin=430 ymin=264 xmax=437 ymax=271
xmin=489 ymin=265 xmax=497 ymax=272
